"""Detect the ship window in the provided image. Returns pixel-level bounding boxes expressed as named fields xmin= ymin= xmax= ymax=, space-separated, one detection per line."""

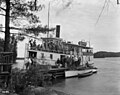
xmin=3 ymin=65 xmax=8 ymax=72
xmin=87 ymin=50 xmax=89 ymax=52
xmin=88 ymin=56 xmax=90 ymax=61
xmin=41 ymin=53 xmax=44 ymax=59
xmin=29 ymin=51 xmax=37 ymax=58
xmin=50 ymin=54 xmax=53 ymax=59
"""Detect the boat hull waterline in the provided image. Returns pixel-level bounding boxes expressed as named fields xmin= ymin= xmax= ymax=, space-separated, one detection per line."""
xmin=78 ymin=71 xmax=93 ymax=78
xmin=65 ymin=69 xmax=97 ymax=78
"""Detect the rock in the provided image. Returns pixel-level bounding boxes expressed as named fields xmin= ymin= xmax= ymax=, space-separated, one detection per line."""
xmin=21 ymin=86 xmax=70 ymax=95
xmin=33 ymin=87 xmax=70 ymax=95
xmin=33 ymin=87 xmax=48 ymax=95
xmin=33 ymin=87 xmax=57 ymax=95
xmin=20 ymin=86 xmax=35 ymax=95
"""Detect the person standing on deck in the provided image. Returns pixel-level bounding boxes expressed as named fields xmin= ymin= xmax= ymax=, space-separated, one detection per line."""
xmin=25 ymin=57 xmax=32 ymax=69
xmin=29 ymin=39 xmax=33 ymax=49
xmin=66 ymin=56 xmax=70 ymax=68
xmin=33 ymin=40 xmax=36 ymax=50
xmin=74 ymin=56 xmax=78 ymax=68
xmin=56 ymin=58 xmax=60 ymax=67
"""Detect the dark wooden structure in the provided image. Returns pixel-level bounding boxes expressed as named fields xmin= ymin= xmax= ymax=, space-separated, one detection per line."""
xmin=0 ymin=52 xmax=13 ymax=88
xmin=49 ymin=68 xmax=68 ymax=79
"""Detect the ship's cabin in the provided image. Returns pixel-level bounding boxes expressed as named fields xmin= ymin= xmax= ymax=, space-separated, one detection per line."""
xmin=26 ymin=37 xmax=93 ymax=66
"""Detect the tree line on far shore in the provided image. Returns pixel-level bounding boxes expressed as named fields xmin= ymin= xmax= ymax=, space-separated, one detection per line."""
xmin=94 ymin=51 xmax=120 ymax=58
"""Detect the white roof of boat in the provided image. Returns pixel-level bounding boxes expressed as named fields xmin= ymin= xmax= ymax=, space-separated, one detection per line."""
xmin=63 ymin=42 xmax=93 ymax=49
xmin=41 ymin=37 xmax=63 ymax=41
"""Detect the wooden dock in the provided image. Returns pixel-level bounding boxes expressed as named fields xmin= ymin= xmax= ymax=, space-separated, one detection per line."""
xmin=48 ymin=68 xmax=68 ymax=79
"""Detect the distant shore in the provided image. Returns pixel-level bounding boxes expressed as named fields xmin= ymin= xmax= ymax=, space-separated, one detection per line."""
xmin=94 ymin=51 xmax=120 ymax=58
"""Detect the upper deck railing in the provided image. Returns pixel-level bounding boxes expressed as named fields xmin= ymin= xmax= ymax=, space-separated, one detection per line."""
xmin=28 ymin=38 xmax=93 ymax=55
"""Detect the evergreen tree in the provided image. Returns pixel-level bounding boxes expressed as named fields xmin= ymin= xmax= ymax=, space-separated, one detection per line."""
xmin=0 ymin=0 xmax=54 ymax=52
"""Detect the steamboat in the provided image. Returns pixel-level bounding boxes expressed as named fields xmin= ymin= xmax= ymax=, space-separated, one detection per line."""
xmin=24 ymin=25 xmax=97 ymax=78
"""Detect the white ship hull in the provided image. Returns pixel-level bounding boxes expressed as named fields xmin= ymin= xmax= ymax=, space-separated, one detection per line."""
xmin=65 ymin=69 xmax=92 ymax=78
xmin=91 ymin=69 xmax=97 ymax=73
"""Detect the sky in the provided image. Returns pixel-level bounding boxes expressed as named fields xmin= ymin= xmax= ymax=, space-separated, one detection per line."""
xmin=0 ymin=0 xmax=120 ymax=57
xmin=37 ymin=0 xmax=120 ymax=53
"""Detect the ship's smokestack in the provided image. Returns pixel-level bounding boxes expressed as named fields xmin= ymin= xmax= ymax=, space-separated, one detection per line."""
xmin=56 ymin=25 xmax=60 ymax=38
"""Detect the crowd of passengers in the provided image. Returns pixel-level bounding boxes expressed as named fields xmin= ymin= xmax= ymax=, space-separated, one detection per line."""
xmin=55 ymin=56 xmax=81 ymax=69
xmin=55 ymin=55 xmax=92 ymax=70
xmin=29 ymin=39 xmax=74 ymax=54
xmin=25 ymin=55 xmax=91 ymax=70
xmin=29 ymin=39 xmax=92 ymax=55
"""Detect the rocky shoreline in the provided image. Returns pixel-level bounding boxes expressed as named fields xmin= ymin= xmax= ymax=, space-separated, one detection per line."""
xmin=21 ymin=86 xmax=71 ymax=95
xmin=0 ymin=87 xmax=71 ymax=95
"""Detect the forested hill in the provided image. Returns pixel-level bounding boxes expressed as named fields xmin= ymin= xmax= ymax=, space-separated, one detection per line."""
xmin=94 ymin=51 xmax=120 ymax=58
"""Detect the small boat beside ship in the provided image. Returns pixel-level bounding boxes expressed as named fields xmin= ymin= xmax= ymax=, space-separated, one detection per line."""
xmin=92 ymin=69 xmax=97 ymax=73
xmin=65 ymin=67 xmax=97 ymax=78
xmin=78 ymin=71 xmax=93 ymax=78
xmin=77 ymin=69 xmax=97 ymax=78
xmin=24 ymin=25 xmax=97 ymax=79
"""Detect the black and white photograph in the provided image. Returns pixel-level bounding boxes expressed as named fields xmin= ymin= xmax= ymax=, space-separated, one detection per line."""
xmin=0 ymin=0 xmax=120 ymax=95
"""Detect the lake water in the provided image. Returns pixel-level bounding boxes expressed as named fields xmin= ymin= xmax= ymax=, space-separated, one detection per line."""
xmin=15 ymin=57 xmax=120 ymax=95
xmin=50 ymin=57 xmax=120 ymax=95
